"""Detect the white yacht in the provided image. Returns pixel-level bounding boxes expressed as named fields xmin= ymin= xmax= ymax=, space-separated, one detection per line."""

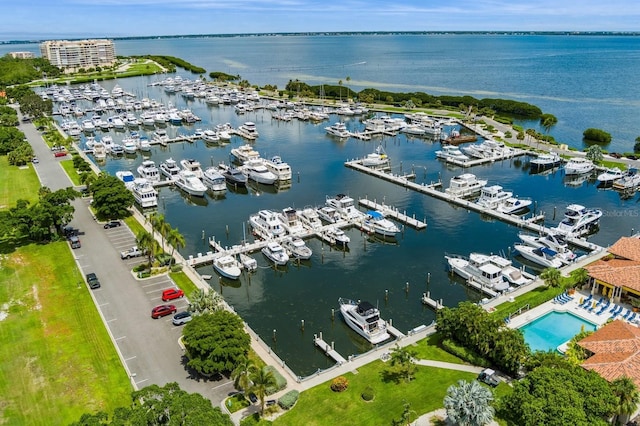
xmin=279 ymin=207 xmax=304 ymax=234
xmin=249 ymin=210 xmax=286 ymax=239
xmin=361 ymin=145 xmax=390 ymax=168
xmin=263 ymin=156 xmax=292 ymax=181
xmin=202 ymin=129 xmax=220 ymax=145
xmin=230 ymin=144 xmax=260 ymax=165
xmin=137 ymin=137 xmax=151 ymax=152
xmin=495 ymin=197 xmax=532 ymax=215
xmin=564 ymin=157 xmax=594 ymax=175
xmin=174 ymin=170 xmax=207 ymax=197
xmin=338 ymin=298 xmax=390 ymax=345
xmin=518 ymin=232 xmax=576 ymax=263
xmin=445 ymin=173 xmax=488 ymax=198
xmin=131 ymin=178 xmax=158 ymax=208
xmin=325 ymin=122 xmax=350 ymax=138
xmin=81 ymin=119 xmax=96 ymax=133
xmin=446 ymin=253 xmax=515 ymax=291
xmin=613 ymin=170 xmax=640 ymax=191
xmin=261 ymin=242 xmax=289 ymax=266
xmin=115 ymin=170 xmax=135 ymax=188
xmin=243 ymin=159 xmax=277 ymax=185
xmin=323 ymin=226 xmax=350 ymax=246
xmin=92 ymin=141 xmax=107 ymax=160
xmin=160 ymin=158 xmax=181 ymax=180
xmin=297 ymin=207 xmax=323 ymax=230
xmin=123 ymin=138 xmax=138 ymax=154
xmin=596 ymin=167 xmax=625 ymax=186
xmin=476 ymin=185 xmax=513 ymax=210
xmin=202 ymin=167 xmax=227 ymax=192
xmin=236 ymin=121 xmax=259 ymax=140
xmin=212 ymin=255 xmax=242 ymax=280
xmin=530 ymin=151 xmax=562 ymax=171
xmin=137 ymin=160 xmax=160 ymax=182
xmin=326 ymin=193 xmax=365 ymax=221
xmin=282 ymin=237 xmax=313 ymax=260
xmin=553 ymin=204 xmax=602 ymax=236
xmin=435 ymin=145 xmax=469 ymax=162
xmin=180 ymin=158 xmax=203 ymax=178
xmin=513 ymin=244 xmax=565 ymax=269
xmin=362 ymin=210 xmax=401 ymax=237
xmin=317 ymin=206 xmax=340 ymax=223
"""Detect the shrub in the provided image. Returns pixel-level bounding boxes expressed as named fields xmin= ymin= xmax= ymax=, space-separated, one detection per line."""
xmin=361 ymin=386 xmax=375 ymax=401
xmin=583 ymin=128 xmax=611 ymax=144
xmin=170 ymin=264 xmax=183 ymax=273
xmin=441 ymin=339 xmax=491 ymax=367
xmin=133 ymin=263 xmax=148 ymax=272
xmin=330 ymin=376 xmax=349 ymax=392
xmin=277 ymin=390 xmax=299 ymax=410
xmin=264 ymin=365 xmax=287 ymax=394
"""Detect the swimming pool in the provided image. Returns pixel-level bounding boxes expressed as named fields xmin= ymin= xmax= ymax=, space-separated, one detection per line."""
xmin=519 ymin=311 xmax=597 ymax=353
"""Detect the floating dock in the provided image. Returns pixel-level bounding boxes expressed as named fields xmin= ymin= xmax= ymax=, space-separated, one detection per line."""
xmin=421 ymin=292 xmax=444 ymax=310
xmin=358 ymin=198 xmax=427 ymax=230
xmin=314 ymin=333 xmax=347 ymax=364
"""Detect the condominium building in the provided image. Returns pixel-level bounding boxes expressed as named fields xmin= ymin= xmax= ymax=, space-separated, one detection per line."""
xmin=40 ymin=39 xmax=116 ymax=72
xmin=9 ymin=51 xmax=35 ymax=59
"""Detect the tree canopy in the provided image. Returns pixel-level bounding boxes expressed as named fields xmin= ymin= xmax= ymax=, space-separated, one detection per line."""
xmin=70 ymin=382 xmax=233 ymax=426
xmin=182 ymin=310 xmax=250 ymax=376
xmin=0 ymin=55 xmax=61 ymax=86
xmin=444 ymin=379 xmax=495 ymax=426
xmin=89 ymin=173 xmax=134 ymax=220
xmin=583 ymin=128 xmax=612 ymax=144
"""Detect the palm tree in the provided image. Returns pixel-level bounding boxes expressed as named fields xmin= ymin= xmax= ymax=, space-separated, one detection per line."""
xmin=444 ymin=379 xmax=495 ymax=426
xmin=570 ymin=268 xmax=590 ymax=288
xmin=150 ymin=213 xmax=170 ymax=250
xmin=389 ymin=344 xmax=418 ymax=382
xmin=249 ymin=368 xmax=276 ymax=416
xmin=188 ymin=289 xmax=223 ymax=315
xmin=540 ymin=113 xmax=558 ymax=134
xmin=611 ymin=376 xmax=640 ymax=425
xmin=540 ymin=267 xmax=562 ymax=288
xmin=338 ymin=79 xmax=343 ymax=101
xmin=136 ymin=230 xmax=158 ymax=267
xmin=166 ymin=227 xmax=185 ymax=266
xmin=231 ymin=357 xmax=256 ymax=395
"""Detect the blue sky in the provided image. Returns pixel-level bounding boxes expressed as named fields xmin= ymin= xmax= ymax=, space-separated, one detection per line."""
xmin=4 ymin=0 xmax=640 ymax=40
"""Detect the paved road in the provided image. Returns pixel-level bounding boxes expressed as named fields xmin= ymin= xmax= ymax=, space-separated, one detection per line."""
xmin=16 ymin=108 xmax=235 ymax=404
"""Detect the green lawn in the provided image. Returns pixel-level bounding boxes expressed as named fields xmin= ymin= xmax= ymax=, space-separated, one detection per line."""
xmin=0 ymin=156 xmax=40 ymax=209
xmin=59 ymin=159 xmax=82 ymax=185
xmin=273 ymin=361 xmax=476 ymax=426
xmin=170 ymin=271 xmax=199 ymax=298
xmin=0 ymin=243 xmax=132 ymax=425
xmin=490 ymin=285 xmax=563 ymax=320
xmin=124 ymin=216 xmax=145 ymax=238
xmin=411 ymin=333 xmax=466 ymax=364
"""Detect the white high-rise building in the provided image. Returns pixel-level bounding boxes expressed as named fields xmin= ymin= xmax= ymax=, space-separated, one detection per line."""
xmin=40 ymin=39 xmax=116 ymax=72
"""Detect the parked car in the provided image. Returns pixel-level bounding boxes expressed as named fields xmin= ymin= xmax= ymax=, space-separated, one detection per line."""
xmin=172 ymin=311 xmax=192 ymax=326
xmin=248 ymin=393 xmax=258 ymax=404
xmin=85 ymin=272 xmax=100 ymax=289
xmin=478 ymin=368 xmax=500 ymax=387
xmin=31 ymin=157 xmax=39 ymax=164
xmin=103 ymin=220 xmax=121 ymax=229
xmin=120 ymin=246 xmax=144 ymax=259
xmin=161 ymin=288 xmax=185 ymax=301
xmin=69 ymin=235 xmax=81 ymax=249
xmin=54 ymin=151 xmax=67 ymax=157
xmin=151 ymin=304 xmax=177 ymax=319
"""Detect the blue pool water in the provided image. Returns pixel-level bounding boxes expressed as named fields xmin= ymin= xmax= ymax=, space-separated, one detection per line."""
xmin=519 ymin=311 xmax=597 ymax=353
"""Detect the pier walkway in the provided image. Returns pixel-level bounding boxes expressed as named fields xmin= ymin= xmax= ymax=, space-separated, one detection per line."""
xmin=313 ymin=333 xmax=347 ymax=364
xmin=358 ymin=198 xmax=427 ymax=229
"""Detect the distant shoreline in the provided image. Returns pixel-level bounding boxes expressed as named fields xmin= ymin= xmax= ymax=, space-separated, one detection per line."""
xmin=3 ymin=30 xmax=640 ymax=45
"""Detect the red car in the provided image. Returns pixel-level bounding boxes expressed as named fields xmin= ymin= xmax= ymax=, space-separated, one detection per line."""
xmin=161 ymin=288 xmax=185 ymax=301
xmin=151 ymin=304 xmax=177 ymax=319
xmin=54 ymin=151 xmax=68 ymax=157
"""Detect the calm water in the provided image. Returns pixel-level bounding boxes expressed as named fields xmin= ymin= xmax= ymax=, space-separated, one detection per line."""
xmin=519 ymin=311 xmax=597 ymax=352
xmin=15 ymin=34 xmax=640 ymax=375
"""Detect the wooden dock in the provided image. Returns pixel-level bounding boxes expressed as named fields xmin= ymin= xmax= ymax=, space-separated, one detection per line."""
xmin=421 ymin=292 xmax=444 ymax=310
xmin=358 ymin=198 xmax=427 ymax=230
xmin=466 ymin=278 xmax=499 ymax=298
xmin=314 ymin=332 xmax=347 ymax=364
xmin=386 ymin=321 xmax=406 ymax=338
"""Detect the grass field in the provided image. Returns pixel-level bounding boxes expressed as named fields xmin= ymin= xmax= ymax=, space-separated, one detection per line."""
xmin=0 ymin=243 xmax=132 ymax=425
xmin=0 ymin=157 xmax=40 ymax=209
xmin=59 ymin=159 xmax=82 ymax=185
xmin=273 ymin=361 xmax=477 ymax=426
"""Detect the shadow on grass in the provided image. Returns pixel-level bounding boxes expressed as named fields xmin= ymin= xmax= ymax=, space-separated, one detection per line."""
xmin=380 ymin=367 xmax=405 ymax=384
xmin=0 ymin=236 xmax=53 ymax=255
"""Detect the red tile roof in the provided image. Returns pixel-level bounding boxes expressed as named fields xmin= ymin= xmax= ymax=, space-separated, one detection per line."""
xmin=578 ymin=320 xmax=640 ymax=388
xmin=585 ymin=259 xmax=640 ymax=292
xmin=608 ymin=237 xmax=640 ymax=261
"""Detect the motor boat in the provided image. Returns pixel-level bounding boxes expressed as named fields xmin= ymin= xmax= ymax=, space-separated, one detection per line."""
xmin=476 ymin=185 xmax=513 ymax=210
xmin=362 ymin=210 xmax=401 ymax=237
xmin=596 ymin=167 xmax=625 ymax=186
xmin=123 ymin=138 xmax=138 ymax=155
xmin=612 ymin=169 xmax=640 ymax=191
xmin=110 ymin=143 xmax=124 ymax=156
xmin=236 ymin=121 xmax=259 ymax=140
xmin=513 ymin=244 xmax=565 ymax=268
xmin=261 ymin=241 xmax=289 ymax=266
xmin=495 ymin=197 xmax=532 ymax=215
xmin=92 ymin=141 xmax=107 ymax=160
xmin=278 ymin=207 xmax=304 ymax=234
xmin=137 ymin=137 xmax=151 ymax=152
xmin=297 ymin=207 xmax=323 ymax=230
xmin=317 ymin=206 xmax=340 ymax=223
xmin=160 ymin=158 xmax=181 ymax=180
xmin=115 ymin=170 xmax=135 ymax=188
xmin=212 ymin=255 xmax=242 ymax=279
xmin=202 ymin=129 xmax=220 ymax=145
xmin=202 ymin=167 xmax=226 ymax=192
xmin=137 ymin=160 xmax=160 ymax=182
xmin=131 ymin=178 xmax=158 ymax=208
xmin=249 ymin=210 xmax=286 ymax=239
xmin=553 ymin=204 xmax=602 ymax=236
xmin=530 ymin=151 xmax=562 ymax=171
xmin=361 ymin=145 xmax=390 ymax=168
xmin=220 ymin=164 xmax=248 ymax=187
xmin=564 ymin=157 xmax=594 ymax=175
xmin=325 ymin=122 xmax=350 ymax=138
xmin=174 ymin=170 xmax=207 ymax=197
xmin=338 ymin=298 xmax=390 ymax=345
xmin=326 ymin=193 xmax=365 ymax=221
xmin=179 ymin=158 xmax=203 ymax=179
xmin=323 ymin=226 xmax=350 ymax=246
xmin=263 ymin=156 xmax=292 ymax=181
xmin=518 ymin=232 xmax=576 ymax=263
xmin=435 ymin=145 xmax=469 ymax=162
xmin=243 ymin=159 xmax=277 ymax=185
xmin=445 ymin=253 xmax=514 ymax=291
xmin=282 ymin=237 xmax=313 ymax=260
xmin=445 ymin=173 xmax=488 ymax=198
xmin=230 ymin=144 xmax=260 ymax=164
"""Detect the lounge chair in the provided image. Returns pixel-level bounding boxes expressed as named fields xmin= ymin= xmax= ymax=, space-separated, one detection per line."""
xmin=623 ymin=310 xmax=632 ymax=320
xmin=629 ymin=313 xmax=637 ymax=323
